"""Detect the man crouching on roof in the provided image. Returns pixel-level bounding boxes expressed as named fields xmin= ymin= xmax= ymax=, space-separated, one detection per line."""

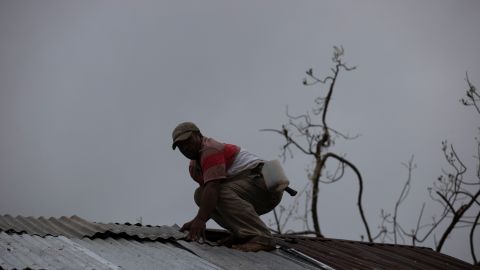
xmin=172 ymin=122 xmax=283 ymax=252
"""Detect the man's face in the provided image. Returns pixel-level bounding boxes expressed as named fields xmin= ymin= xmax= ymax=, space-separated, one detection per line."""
xmin=176 ymin=133 xmax=202 ymax=160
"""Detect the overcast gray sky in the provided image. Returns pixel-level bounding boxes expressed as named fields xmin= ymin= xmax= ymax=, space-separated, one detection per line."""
xmin=1 ymin=0 xmax=479 ymax=263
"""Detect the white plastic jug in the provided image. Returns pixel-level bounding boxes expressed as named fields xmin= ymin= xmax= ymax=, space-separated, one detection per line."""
xmin=261 ymin=160 xmax=290 ymax=192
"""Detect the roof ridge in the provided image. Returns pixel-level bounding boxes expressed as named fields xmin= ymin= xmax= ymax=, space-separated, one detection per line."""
xmin=0 ymin=214 xmax=186 ymax=240
xmin=278 ymin=235 xmax=433 ymax=250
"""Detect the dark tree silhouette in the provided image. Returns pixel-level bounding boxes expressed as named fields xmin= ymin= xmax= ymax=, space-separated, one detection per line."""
xmin=265 ymin=47 xmax=479 ymax=264
xmin=374 ymin=73 xmax=480 ymax=265
xmin=263 ymin=46 xmax=372 ymax=241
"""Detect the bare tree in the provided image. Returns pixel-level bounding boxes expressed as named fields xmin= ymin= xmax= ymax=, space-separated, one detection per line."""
xmin=264 ymin=46 xmax=479 ymax=263
xmin=268 ymin=181 xmax=316 ymax=236
xmin=430 ymin=73 xmax=480 ymax=263
xmin=372 ymin=156 xmax=418 ymax=244
xmin=263 ymin=46 xmax=372 ymax=241
xmin=375 ymin=73 xmax=480 ymax=265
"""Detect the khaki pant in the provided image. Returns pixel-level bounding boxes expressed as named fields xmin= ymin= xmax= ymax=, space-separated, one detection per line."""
xmin=194 ymin=169 xmax=283 ymax=244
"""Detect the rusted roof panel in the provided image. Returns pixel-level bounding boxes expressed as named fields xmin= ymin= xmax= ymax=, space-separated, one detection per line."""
xmin=0 ymin=214 xmax=186 ymax=240
xmin=277 ymin=236 xmax=476 ymax=270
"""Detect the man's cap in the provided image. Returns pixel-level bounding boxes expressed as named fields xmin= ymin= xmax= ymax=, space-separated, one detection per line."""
xmin=172 ymin=122 xmax=200 ymax=149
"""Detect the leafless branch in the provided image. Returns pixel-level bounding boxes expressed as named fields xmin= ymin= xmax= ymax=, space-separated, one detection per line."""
xmin=437 ymin=189 xmax=480 ymax=252
xmin=460 ymin=72 xmax=480 ymax=114
xmin=409 ymin=203 xmax=426 ymax=246
xmin=282 ymin=230 xmax=318 ymax=236
xmin=269 ymin=182 xmax=312 ymax=235
xmin=393 ymin=156 xmax=416 ymax=244
xmin=324 ymin=152 xmax=372 ymax=242
xmin=436 ymin=191 xmax=457 ymax=214
xmin=457 ymin=191 xmax=480 ymax=206
xmin=470 ymin=210 xmax=480 ymax=264
xmin=269 ymin=46 xmax=365 ymax=239
xmin=321 ymin=157 xmax=346 ymax=184
xmin=260 ymin=128 xmax=312 ymax=156
xmin=273 ymin=208 xmax=282 ymax=234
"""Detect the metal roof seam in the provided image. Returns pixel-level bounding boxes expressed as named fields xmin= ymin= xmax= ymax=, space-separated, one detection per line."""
xmin=168 ymin=239 xmax=203 ymax=257
xmin=71 ymin=237 xmax=223 ymax=270
xmin=58 ymin=236 xmax=120 ymax=269
xmin=278 ymin=246 xmax=336 ymax=270
xmin=176 ymin=240 xmax=321 ymax=270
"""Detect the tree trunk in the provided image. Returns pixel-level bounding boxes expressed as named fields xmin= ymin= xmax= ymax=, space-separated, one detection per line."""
xmin=311 ymin=158 xmax=324 ymax=237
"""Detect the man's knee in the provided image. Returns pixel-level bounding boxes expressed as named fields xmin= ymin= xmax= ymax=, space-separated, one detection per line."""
xmin=194 ymin=187 xmax=203 ymax=206
xmin=195 ymin=184 xmax=234 ymax=209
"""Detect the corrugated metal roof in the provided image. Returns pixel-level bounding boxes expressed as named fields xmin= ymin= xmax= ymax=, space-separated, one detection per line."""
xmin=0 ymin=232 xmax=320 ymax=270
xmin=71 ymin=237 xmax=220 ymax=270
xmin=176 ymin=240 xmax=319 ymax=270
xmin=0 ymin=232 xmax=119 ymax=270
xmin=0 ymin=215 xmax=476 ymax=269
xmin=0 ymin=232 xmax=220 ymax=270
xmin=0 ymin=215 xmax=105 ymax=238
xmin=0 ymin=214 xmax=186 ymax=240
xmin=100 ymin=223 xmax=186 ymax=240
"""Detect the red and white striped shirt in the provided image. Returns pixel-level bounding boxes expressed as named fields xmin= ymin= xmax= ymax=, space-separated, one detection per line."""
xmin=189 ymin=137 xmax=240 ymax=185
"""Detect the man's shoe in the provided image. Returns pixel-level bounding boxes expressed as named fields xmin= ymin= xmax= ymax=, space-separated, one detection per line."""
xmin=217 ymin=234 xmax=237 ymax=247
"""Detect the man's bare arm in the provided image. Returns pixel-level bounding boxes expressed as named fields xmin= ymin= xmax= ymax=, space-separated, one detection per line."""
xmin=181 ymin=179 xmax=221 ymax=241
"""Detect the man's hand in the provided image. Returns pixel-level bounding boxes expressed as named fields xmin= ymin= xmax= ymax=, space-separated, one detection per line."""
xmin=181 ymin=180 xmax=221 ymax=242
xmin=180 ymin=217 xmax=206 ymax=241
xmin=180 ymin=220 xmax=193 ymax=232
